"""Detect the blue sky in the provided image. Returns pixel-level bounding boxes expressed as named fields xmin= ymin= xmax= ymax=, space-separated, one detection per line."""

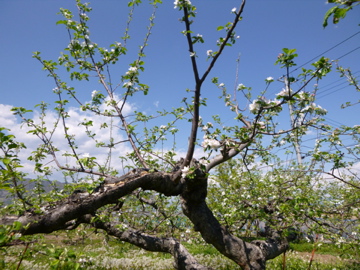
xmin=1 ymin=1 xmax=359 ymax=119
xmin=0 ymin=0 xmax=359 ymax=177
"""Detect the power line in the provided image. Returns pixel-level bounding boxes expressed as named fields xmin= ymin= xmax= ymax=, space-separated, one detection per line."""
xmin=257 ymin=142 xmax=360 ymax=170
xmin=316 ymin=73 xmax=359 ymax=99
xmin=337 ymin=46 xmax=360 ymax=60
xmin=317 ymin=83 xmax=351 ymax=100
xmin=318 ymin=71 xmax=359 ymax=92
xmin=290 ymin=30 xmax=360 ymax=74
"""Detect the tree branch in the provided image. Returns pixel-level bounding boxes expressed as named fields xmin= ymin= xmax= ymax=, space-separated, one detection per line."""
xmin=183 ymin=0 xmax=247 ymax=167
xmin=1 ymin=171 xmax=182 ymax=234
xmin=180 ymin=172 xmax=289 ymax=269
xmin=81 ymin=215 xmax=212 ymax=270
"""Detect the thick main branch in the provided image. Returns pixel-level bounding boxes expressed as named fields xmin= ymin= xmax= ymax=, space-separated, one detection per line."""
xmin=180 ymin=173 xmax=288 ymax=270
xmin=84 ymin=215 xmax=212 ymax=270
xmin=1 ymin=171 xmax=182 ymax=235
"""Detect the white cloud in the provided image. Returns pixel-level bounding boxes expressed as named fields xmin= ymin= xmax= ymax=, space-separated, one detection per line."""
xmin=0 ymin=104 xmax=17 ymax=127
xmin=0 ymin=100 xmax=212 ymax=180
xmin=0 ymin=103 xmax=135 ymax=181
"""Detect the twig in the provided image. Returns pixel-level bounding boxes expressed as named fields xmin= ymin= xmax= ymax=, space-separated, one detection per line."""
xmin=16 ymin=242 xmax=30 ymax=270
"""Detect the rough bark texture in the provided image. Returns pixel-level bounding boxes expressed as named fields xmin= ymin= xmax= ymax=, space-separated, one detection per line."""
xmin=1 ymin=169 xmax=289 ymax=270
xmin=180 ymin=170 xmax=288 ymax=270
xmin=81 ymin=215 xmax=212 ymax=270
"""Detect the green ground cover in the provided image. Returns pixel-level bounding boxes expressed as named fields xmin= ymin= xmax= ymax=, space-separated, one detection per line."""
xmin=1 ymin=231 xmax=359 ymax=270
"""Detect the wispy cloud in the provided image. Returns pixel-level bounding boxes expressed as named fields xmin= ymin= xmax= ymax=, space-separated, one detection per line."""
xmin=0 ymin=103 xmax=134 ymax=180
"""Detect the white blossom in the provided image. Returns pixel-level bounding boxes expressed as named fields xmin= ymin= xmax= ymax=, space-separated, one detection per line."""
xmin=190 ymin=52 xmax=196 ymax=57
xmin=237 ymin=83 xmax=245 ymax=90
xmin=272 ymin=99 xmax=281 ymax=106
xmin=80 ymin=13 xmax=88 ymax=19
xmin=266 ymin=76 xmax=274 ymax=82
xmin=316 ymin=104 xmax=327 ymax=114
xmin=160 ymin=125 xmax=167 ymax=129
xmin=91 ymin=90 xmax=98 ymax=99
xmin=218 ymin=83 xmax=225 ymax=87
xmin=199 ymin=159 xmax=209 ymax=166
xmin=123 ymin=81 xmax=133 ymax=88
xmin=174 ymin=0 xmax=191 ymax=8
xmin=257 ymin=121 xmax=266 ymax=129
xmin=181 ymin=166 xmax=190 ymax=178
xmin=249 ymin=100 xmax=261 ymax=114
xmin=66 ymin=20 xmax=74 ymax=26
xmin=276 ymin=88 xmax=293 ymax=97
xmin=206 ymin=50 xmax=213 ymax=56
xmin=128 ymin=66 xmax=137 ymax=73
xmin=231 ymin=7 xmax=237 ymax=13
xmin=202 ymin=138 xmax=221 ymax=149
xmin=301 ymin=103 xmax=327 ymax=115
xmin=297 ymin=91 xmax=307 ymax=100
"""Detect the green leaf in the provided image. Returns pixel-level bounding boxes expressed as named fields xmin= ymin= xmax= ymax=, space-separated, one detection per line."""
xmin=12 ymin=221 xmax=22 ymax=231
xmin=56 ymin=20 xmax=68 ymax=25
xmin=323 ymin=6 xmax=337 ymax=27
xmin=2 ymin=158 xmax=11 ymax=165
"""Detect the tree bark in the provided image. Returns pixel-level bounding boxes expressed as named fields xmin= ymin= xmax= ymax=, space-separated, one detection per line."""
xmin=180 ymin=171 xmax=288 ymax=270
xmin=81 ymin=215 xmax=212 ymax=270
xmin=0 ymin=169 xmax=289 ymax=269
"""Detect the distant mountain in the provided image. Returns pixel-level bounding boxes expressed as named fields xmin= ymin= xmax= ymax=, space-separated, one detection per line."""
xmin=0 ymin=178 xmax=65 ymax=205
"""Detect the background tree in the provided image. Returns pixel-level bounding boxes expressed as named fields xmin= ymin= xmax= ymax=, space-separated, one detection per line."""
xmin=0 ymin=0 xmax=359 ymax=269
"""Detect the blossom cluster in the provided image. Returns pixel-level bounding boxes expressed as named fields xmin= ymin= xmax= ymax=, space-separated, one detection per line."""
xmin=123 ymin=81 xmax=133 ymax=88
xmin=202 ymin=122 xmax=213 ymax=131
xmin=276 ymin=88 xmax=293 ymax=98
xmin=201 ymin=136 xmax=221 ymax=149
xmin=265 ymin=76 xmax=274 ymax=83
xmin=237 ymin=83 xmax=246 ymax=90
xmin=301 ymin=103 xmax=327 ymax=115
xmin=126 ymin=66 xmax=138 ymax=75
xmin=181 ymin=166 xmax=190 ymax=178
xmin=174 ymin=0 xmax=191 ymax=8
xmin=91 ymin=90 xmax=99 ymax=99
xmin=249 ymin=97 xmax=281 ymax=114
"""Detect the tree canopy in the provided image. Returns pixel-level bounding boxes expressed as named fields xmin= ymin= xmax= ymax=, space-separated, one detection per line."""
xmin=1 ymin=1 xmax=359 ymax=269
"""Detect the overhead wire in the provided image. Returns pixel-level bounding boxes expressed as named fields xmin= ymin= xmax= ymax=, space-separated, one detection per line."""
xmin=290 ymin=30 xmax=360 ymax=74
xmin=242 ymin=32 xmax=360 ymax=170
xmin=318 ymin=71 xmax=359 ymax=92
xmin=286 ymin=32 xmax=360 ymax=128
xmin=249 ymin=32 xmax=360 ymax=171
xmin=257 ymin=141 xmax=360 ymax=170
xmin=336 ymin=46 xmax=360 ymax=61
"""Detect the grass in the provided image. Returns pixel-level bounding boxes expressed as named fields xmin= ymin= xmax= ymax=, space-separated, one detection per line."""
xmin=0 ymin=231 xmax=359 ymax=270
